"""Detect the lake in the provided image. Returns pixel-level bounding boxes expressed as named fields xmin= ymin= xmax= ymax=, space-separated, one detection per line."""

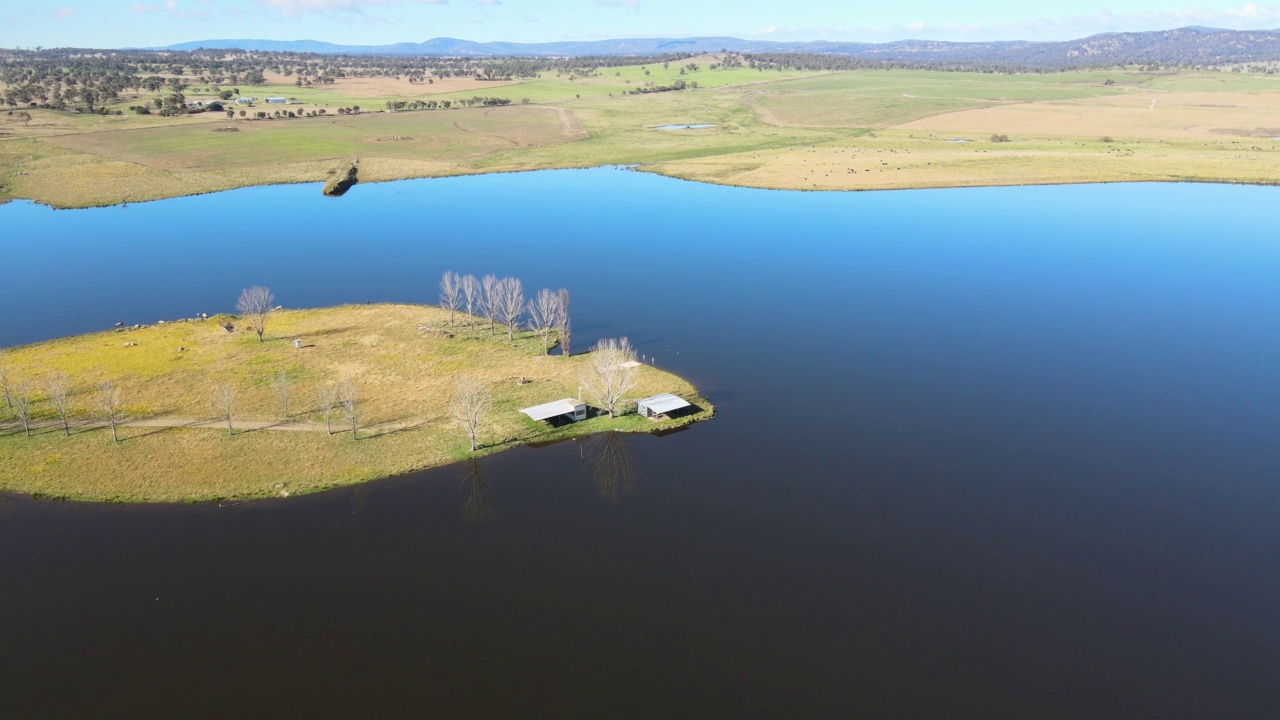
xmin=2 ymin=170 xmax=1279 ymax=717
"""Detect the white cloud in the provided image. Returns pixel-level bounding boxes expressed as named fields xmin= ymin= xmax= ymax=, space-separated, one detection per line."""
xmin=131 ymin=3 xmax=159 ymax=11
xmin=595 ymin=0 xmax=641 ymax=8
xmin=252 ymin=0 xmax=448 ymax=20
xmin=54 ymin=6 xmax=75 ymax=20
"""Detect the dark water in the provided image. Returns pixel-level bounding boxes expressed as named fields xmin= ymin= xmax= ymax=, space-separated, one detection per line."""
xmin=3 ymin=170 xmax=1280 ymax=717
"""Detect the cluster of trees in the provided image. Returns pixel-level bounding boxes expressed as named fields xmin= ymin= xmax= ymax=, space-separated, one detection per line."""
xmin=384 ymin=96 xmax=512 ymax=112
xmin=0 ymin=362 xmax=129 ymax=444
xmin=0 ymin=47 xmax=705 ymax=114
xmin=439 ymin=271 xmax=572 ymax=353
xmin=624 ymin=79 xmax=698 ymax=95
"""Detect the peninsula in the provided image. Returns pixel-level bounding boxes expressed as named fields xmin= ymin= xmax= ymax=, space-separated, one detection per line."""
xmin=0 ymin=302 xmax=711 ymax=503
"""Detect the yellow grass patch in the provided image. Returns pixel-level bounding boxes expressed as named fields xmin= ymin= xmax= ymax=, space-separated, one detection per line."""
xmin=896 ymin=92 xmax=1280 ymax=139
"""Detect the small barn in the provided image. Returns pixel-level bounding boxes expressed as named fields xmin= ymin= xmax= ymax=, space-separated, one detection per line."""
xmin=266 ymin=97 xmax=288 ymax=104
xmin=636 ymin=393 xmax=692 ymax=419
xmin=520 ymin=398 xmax=588 ymax=426
xmin=236 ymin=97 xmax=256 ymax=105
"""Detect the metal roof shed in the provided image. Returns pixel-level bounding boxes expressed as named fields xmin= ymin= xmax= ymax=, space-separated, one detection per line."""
xmin=520 ymin=398 xmax=587 ymax=423
xmin=636 ymin=393 xmax=692 ymax=418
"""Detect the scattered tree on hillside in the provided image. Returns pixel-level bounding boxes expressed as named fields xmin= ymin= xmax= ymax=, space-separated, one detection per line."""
xmin=318 ymin=383 xmax=337 ymax=435
xmin=581 ymin=337 xmax=637 ymax=418
xmin=461 ymin=274 xmax=481 ymax=330
xmin=527 ymin=288 xmax=560 ymax=355
xmin=494 ymin=277 xmax=525 ymax=342
xmin=271 ymin=371 xmax=291 ymax=420
xmin=11 ymin=381 xmax=32 ymax=438
xmin=98 ymin=380 xmax=124 ymax=444
xmin=555 ymin=288 xmax=572 ymax=357
xmin=213 ymin=382 xmax=237 ymax=436
xmin=237 ymin=285 xmax=275 ymax=342
xmin=339 ymin=379 xmax=359 ymax=440
xmin=46 ymin=371 xmax=71 ymax=436
xmin=440 ymin=271 xmax=463 ymax=327
xmin=450 ymin=375 xmax=492 ymax=453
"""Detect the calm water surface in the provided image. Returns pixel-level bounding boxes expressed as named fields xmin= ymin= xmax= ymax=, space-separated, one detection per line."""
xmin=2 ymin=170 xmax=1279 ymax=717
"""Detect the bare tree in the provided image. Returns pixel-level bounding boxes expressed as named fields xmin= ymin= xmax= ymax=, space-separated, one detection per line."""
xmin=98 ymin=380 xmax=125 ymax=444
xmin=270 ymin=370 xmax=291 ymax=421
xmin=0 ymin=356 xmax=11 ymax=408
xmin=460 ymin=274 xmax=481 ymax=330
xmin=581 ymin=337 xmax=638 ymax=418
xmin=527 ymin=288 xmax=560 ymax=355
xmin=11 ymin=381 xmax=32 ymax=438
xmin=318 ymin=383 xmax=337 ymax=435
xmin=339 ymin=378 xmax=359 ymax=440
xmin=459 ymin=459 xmax=494 ymax=523
xmin=555 ymin=288 xmax=572 ymax=357
xmin=481 ymin=274 xmax=500 ymax=336
xmin=494 ymin=277 xmax=525 ymax=342
xmin=588 ymin=432 xmax=638 ymax=503
xmin=236 ymin=285 xmax=275 ymax=342
xmin=46 ymin=371 xmax=71 ymax=436
xmin=439 ymin=271 xmax=463 ymax=328
xmin=212 ymin=382 xmax=236 ymax=436
xmin=449 ymin=375 xmax=493 ymax=453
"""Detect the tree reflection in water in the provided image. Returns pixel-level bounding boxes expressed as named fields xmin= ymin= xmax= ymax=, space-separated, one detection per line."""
xmin=459 ymin=459 xmax=494 ymax=523
xmin=586 ymin=432 xmax=638 ymax=503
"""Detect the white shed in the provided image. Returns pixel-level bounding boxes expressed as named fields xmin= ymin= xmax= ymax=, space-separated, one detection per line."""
xmin=520 ymin=398 xmax=588 ymax=424
xmin=636 ymin=393 xmax=692 ymax=419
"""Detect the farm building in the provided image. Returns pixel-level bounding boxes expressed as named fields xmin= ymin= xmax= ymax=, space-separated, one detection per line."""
xmin=520 ymin=398 xmax=588 ymax=425
xmin=636 ymin=393 xmax=692 ymax=419
xmin=236 ymin=97 xmax=256 ymax=105
xmin=266 ymin=97 xmax=288 ymax=104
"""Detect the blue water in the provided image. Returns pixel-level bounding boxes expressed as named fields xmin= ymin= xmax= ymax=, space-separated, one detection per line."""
xmin=2 ymin=170 xmax=1280 ymax=716
xmin=654 ymin=123 xmax=716 ymax=130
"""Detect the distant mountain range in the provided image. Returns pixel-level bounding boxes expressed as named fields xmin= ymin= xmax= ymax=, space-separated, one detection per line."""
xmin=161 ymin=27 xmax=1280 ymax=66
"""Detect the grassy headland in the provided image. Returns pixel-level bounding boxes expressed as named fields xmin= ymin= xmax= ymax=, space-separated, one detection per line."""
xmin=0 ymin=304 xmax=712 ymax=503
xmin=3 ymin=60 xmax=1280 ymax=207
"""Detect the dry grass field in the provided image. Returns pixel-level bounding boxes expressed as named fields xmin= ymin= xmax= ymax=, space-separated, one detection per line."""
xmin=0 ymin=304 xmax=711 ymax=502
xmin=897 ymin=91 xmax=1280 ymax=139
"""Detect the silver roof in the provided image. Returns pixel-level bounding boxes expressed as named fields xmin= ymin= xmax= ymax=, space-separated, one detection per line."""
xmin=637 ymin=393 xmax=691 ymax=414
xmin=520 ymin=398 xmax=584 ymax=421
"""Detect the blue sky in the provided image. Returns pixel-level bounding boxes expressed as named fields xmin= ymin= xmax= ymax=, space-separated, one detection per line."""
xmin=2 ymin=1 xmax=1279 ymax=48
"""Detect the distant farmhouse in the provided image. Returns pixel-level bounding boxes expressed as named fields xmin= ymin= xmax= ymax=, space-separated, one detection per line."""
xmin=236 ymin=97 xmax=256 ymax=105
xmin=266 ymin=97 xmax=287 ymax=104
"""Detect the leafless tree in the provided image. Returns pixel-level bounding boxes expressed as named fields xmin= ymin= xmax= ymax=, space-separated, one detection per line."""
xmin=450 ymin=375 xmax=493 ymax=453
xmin=318 ymin=383 xmax=337 ymax=435
xmin=459 ymin=459 xmax=494 ymax=523
xmin=271 ymin=370 xmax=291 ymax=421
xmin=555 ymin=288 xmax=572 ymax=357
xmin=494 ymin=277 xmax=525 ymax=342
xmin=98 ymin=380 xmax=125 ymax=444
xmin=439 ymin=271 xmax=463 ymax=328
xmin=212 ymin=382 xmax=236 ymax=436
xmin=46 ymin=371 xmax=71 ymax=436
xmin=527 ymin=288 xmax=560 ymax=355
xmin=588 ymin=432 xmax=638 ymax=503
xmin=581 ymin=337 xmax=638 ymax=418
xmin=339 ymin=378 xmax=359 ymax=440
xmin=11 ymin=381 xmax=32 ymax=438
xmin=460 ymin=274 xmax=481 ymax=330
xmin=0 ymin=356 xmax=12 ymax=408
xmin=481 ymin=274 xmax=500 ymax=336
xmin=236 ymin=285 xmax=275 ymax=343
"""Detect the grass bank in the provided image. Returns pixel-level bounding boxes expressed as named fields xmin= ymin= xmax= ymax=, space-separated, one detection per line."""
xmin=0 ymin=304 xmax=712 ymax=503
